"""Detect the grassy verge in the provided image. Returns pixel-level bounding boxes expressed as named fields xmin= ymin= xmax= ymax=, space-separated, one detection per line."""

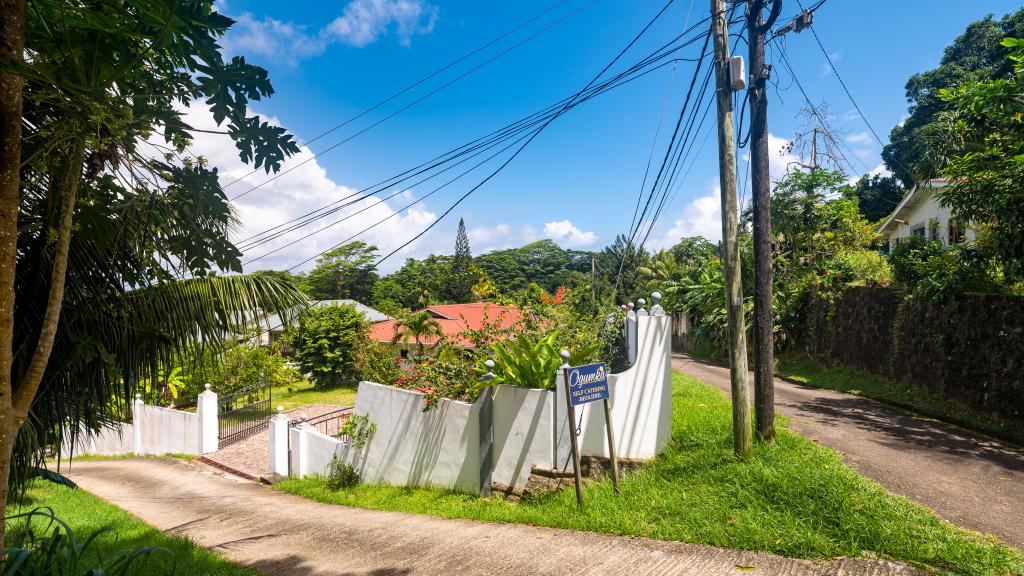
xmin=271 ymin=379 xmax=357 ymax=411
xmin=8 ymin=480 xmax=257 ymax=575
xmin=276 ymin=372 xmax=1023 ymax=576
xmin=777 ymin=354 xmax=1024 ymax=447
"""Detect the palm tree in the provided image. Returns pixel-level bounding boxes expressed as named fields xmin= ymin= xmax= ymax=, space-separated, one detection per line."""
xmin=391 ymin=310 xmax=445 ymax=355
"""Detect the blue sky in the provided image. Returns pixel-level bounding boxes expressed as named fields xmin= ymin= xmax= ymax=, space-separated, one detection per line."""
xmin=193 ymin=0 xmax=1024 ymax=273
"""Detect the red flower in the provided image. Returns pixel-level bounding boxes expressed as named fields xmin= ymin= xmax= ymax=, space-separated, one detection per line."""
xmin=837 ymin=273 xmax=843 ymax=279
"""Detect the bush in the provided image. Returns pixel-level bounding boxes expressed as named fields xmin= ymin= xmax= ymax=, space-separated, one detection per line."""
xmin=913 ymin=243 xmax=1004 ymax=301
xmin=287 ymin=305 xmax=368 ymax=387
xmin=888 ymin=236 xmax=946 ymax=287
xmin=326 ymin=455 xmax=360 ymax=490
xmin=354 ymin=341 xmax=402 ymax=385
xmin=821 ymin=250 xmax=892 ymax=287
xmin=4 ymin=508 xmax=162 ymax=574
xmin=184 ymin=342 xmax=303 ymax=396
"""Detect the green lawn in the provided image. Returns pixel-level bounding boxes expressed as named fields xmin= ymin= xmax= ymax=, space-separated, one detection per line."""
xmin=270 ymin=379 xmax=358 ymax=411
xmin=276 ymin=372 xmax=1024 ymax=576
xmin=8 ymin=480 xmax=257 ymax=575
xmin=777 ymin=354 xmax=1024 ymax=447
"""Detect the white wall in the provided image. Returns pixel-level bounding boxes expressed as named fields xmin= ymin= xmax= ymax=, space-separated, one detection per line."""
xmin=284 ymin=307 xmax=673 ymax=493
xmin=885 ymin=189 xmax=976 ymax=250
xmin=62 ymin=391 xmax=217 ymax=458
xmin=352 ymin=381 xmax=482 ymax=493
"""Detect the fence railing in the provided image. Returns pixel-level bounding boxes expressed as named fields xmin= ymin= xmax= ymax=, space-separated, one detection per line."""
xmin=290 ymin=407 xmax=353 ymax=439
xmin=218 ymin=383 xmax=272 ymax=446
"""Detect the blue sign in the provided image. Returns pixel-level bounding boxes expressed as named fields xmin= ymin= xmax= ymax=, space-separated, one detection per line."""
xmin=566 ymin=362 xmax=609 ymax=406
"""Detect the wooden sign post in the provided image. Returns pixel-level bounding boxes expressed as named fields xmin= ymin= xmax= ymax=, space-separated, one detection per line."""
xmin=560 ymin=351 xmax=620 ymax=506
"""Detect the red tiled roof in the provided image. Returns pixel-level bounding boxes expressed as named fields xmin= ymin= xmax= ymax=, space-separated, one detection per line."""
xmin=368 ymin=303 xmax=523 ymax=348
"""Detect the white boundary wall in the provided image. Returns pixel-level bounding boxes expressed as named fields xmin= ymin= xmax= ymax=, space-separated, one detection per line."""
xmin=284 ymin=301 xmax=672 ymax=494
xmin=63 ymin=389 xmax=219 ymax=457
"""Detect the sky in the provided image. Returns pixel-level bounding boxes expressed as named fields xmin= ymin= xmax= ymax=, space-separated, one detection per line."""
xmin=185 ymin=0 xmax=1024 ymax=274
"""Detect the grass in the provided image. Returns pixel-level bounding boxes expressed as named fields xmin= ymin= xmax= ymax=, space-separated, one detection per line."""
xmin=270 ymin=379 xmax=358 ymax=411
xmin=8 ymin=479 xmax=258 ymax=575
xmin=276 ymin=372 xmax=1023 ymax=576
xmin=777 ymin=354 xmax=1024 ymax=447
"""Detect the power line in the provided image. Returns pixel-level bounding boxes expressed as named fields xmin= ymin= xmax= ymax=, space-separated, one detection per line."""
xmin=228 ymin=0 xmax=598 ymax=201
xmin=221 ymin=0 xmax=579 ymax=191
xmin=240 ymin=40 xmax=707 ymax=257
xmin=238 ymin=15 xmax=716 ymax=258
xmin=369 ymin=0 xmax=683 ymax=271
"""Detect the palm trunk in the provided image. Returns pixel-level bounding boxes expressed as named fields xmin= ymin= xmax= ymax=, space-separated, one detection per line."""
xmin=0 ymin=0 xmax=26 ymax=545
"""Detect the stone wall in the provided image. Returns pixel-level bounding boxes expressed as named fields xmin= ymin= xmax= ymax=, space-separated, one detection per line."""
xmin=805 ymin=286 xmax=1024 ymax=424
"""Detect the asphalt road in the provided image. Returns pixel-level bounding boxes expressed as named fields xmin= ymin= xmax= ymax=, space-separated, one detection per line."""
xmin=65 ymin=458 xmax=922 ymax=576
xmin=672 ymin=353 xmax=1024 ymax=550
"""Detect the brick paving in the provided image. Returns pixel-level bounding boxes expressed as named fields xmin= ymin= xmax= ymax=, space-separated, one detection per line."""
xmin=199 ymin=403 xmax=350 ymax=480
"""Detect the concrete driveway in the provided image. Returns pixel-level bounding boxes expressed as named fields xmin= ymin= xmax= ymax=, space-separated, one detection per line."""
xmin=65 ymin=458 xmax=922 ymax=576
xmin=673 ymin=354 xmax=1024 ymax=550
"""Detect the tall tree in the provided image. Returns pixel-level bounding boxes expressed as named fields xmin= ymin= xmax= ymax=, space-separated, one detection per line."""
xmin=935 ymin=37 xmax=1024 ymax=282
xmin=448 ymin=218 xmax=475 ymax=303
xmin=306 ymin=242 xmax=379 ymax=302
xmin=0 ymin=0 xmax=302 ymax=534
xmin=882 ymin=8 xmax=1024 ymax=186
xmin=846 ymin=174 xmax=906 ymax=223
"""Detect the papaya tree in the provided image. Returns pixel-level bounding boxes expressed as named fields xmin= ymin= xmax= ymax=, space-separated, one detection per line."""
xmin=0 ymin=0 xmax=304 ymax=535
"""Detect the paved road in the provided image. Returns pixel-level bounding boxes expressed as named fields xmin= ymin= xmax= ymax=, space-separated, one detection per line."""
xmin=66 ymin=458 xmax=921 ymax=576
xmin=673 ymin=354 xmax=1024 ymax=549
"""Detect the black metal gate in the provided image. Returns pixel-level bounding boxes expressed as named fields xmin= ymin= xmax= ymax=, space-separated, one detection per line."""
xmin=217 ymin=383 xmax=272 ymax=447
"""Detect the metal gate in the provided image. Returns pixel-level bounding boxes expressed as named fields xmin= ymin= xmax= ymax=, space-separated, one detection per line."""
xmin=217 ymin=383 xmax=272 ymax=447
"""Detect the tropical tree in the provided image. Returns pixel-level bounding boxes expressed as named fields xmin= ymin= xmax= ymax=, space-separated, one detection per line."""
xmin=882 ymin=8 xmax=1024 ymax=185
xmin=0 ymin=0 xmax=302 ymax=533
xmin=288 ymin=305 xmax=369 ymax=388
xmin=391 ymin=310 xmax=445 ymax=355
xmin=306 ymin=241 xmax=379 ymax=302
xmin=846 ymin=174 xmax=905 ymax=223
xmin=448 ymin=218 xmax=475 ymax=302
xmin=935 ymin=37 xmax=1024 ymax=282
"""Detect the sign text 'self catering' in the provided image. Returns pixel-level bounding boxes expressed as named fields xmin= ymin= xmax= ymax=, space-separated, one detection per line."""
xmin=567 ymin=362 xmax=609 ymax=406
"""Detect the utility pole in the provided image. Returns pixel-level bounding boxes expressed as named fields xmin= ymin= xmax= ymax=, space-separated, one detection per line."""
xmin=710 ymin=0 xmax=752 ymax=458
xmin=747 ymin=0 xmax=782 ymax=442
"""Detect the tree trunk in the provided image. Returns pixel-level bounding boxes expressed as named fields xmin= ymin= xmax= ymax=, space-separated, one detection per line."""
xmin=0 ymin=0 xmax=26 ymax=545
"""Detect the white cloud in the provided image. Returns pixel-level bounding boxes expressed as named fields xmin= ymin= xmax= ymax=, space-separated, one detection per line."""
xmin=220 ymin=0 xmax=438 ymax=64
xmin=846 ymin=131 xmax=872 ymax=145
xmin=819 ymin=51 xmax=841 ymax=77
xmin=468 ymin=223 xmax=540 ymax=253
xmin=542 ymin=220 xmax=598 ymax=249
xmin=170 ymin=100 xmax=439 ymax=274
xmin=649 ymin=181 xmax=723 ymax=248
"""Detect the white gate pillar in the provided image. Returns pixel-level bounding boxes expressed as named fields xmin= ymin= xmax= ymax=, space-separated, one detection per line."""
xmin=267 ymin=406 xmax=291 ymax=477
xmin=132 ymin=394 xmax=145 ymax=455
xmin=197 ymin=384 xmax=219 ymax=454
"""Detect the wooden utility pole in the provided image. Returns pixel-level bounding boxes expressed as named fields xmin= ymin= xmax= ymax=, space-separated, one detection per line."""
xmin=710 ymin=0 xmax=752 ymax=458
xmin=747 ymin=0 xmax=782 ymax=441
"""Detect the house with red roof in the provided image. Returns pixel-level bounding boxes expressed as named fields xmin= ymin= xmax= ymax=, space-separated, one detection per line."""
xmin=368 ymin=303 xmax=523 ymax=354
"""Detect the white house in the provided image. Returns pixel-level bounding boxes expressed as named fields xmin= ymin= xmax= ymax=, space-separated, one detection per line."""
xmin=877 ymin=179 xmax=974 ymax=251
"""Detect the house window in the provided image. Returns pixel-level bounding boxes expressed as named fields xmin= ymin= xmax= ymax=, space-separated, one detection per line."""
xmin=400 ymin=349 xmax=408 ymax=359
xmin=911 ymin=224 xmax=926 ymax=238
xmin=949 ymin=219 xmax=964 ymax=245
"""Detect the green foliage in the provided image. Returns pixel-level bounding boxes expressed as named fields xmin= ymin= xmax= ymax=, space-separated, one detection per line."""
xmin=277 ymin=372 xmax=1024 ymax=576
xmin=391 ymin=310 xmax=445 ymax=354
xmin=475 ymin=240 xmax=592 ymax=294
xmin=354 ymin=342 xmax=402 ymax=385
xmin=288 ymin=305 xmax=369 ymax=388
xmin=3 ymin=508 xmax=162 ymax=575
xmin=888 ymin=236 xmax=947 ymax=286
xmin=479 ymin=332 xmax=597 ymax=390
xmin=846 ymin=174 xmax=906 ymax=223
xmin=912 ymin=244 xmax=1005 ymax=301
xmin=9 ymin=0 xmax=306 ymax=497
xmin=821 ymin=250 xmax=893 ymax=287
xmin=185 ymin=342 xmax=303 ymax=397
xmin=449 ymin=218 xmax=476 ymax=303
xmin=882 ymin=8 xmax=1024 ymax=185
xmin=326 ymin=457 xmax=361 ymax=491
xmin=339 ymin=413 xmax=377 ymax=451
xmin=936 ymin=37 xmax=1024 ymax=282
xmin=305 ymin=242 xmax=379 ymax=302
